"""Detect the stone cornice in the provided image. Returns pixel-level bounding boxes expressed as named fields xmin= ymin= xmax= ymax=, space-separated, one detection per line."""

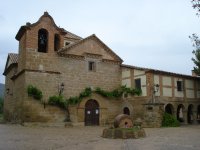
xmin=84 ymin=53 xmax=102 ymax=59
xmin=58 ymin=53 xmax=85 ymax=60
xmin=102 ymin=59 xmax=121 ymax=65
xmin=11 ymin=69 xmax=61 ymax=80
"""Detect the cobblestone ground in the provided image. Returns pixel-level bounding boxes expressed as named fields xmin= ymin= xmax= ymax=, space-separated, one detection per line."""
xmin=0 ymin=124 xmax=199 ymax=150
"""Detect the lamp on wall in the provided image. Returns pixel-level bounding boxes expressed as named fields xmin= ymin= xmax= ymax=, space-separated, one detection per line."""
xmin=6 ymin=88 xmax=10 ymax=94
xmin=152 ymin=84 xmax=159 ymax=103
xmin=59 ymin=83 xmax=64 ymax=96
xmin=154 ymin=84 xmax=160 ymax=93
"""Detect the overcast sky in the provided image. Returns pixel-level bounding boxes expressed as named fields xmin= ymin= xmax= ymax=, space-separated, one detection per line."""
xmin=0 ymin=0 xmax=200 ymax=84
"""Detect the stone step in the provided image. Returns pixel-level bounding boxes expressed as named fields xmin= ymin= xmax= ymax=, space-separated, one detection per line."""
xmin=23 ymin=122 xmax=73 ymax=128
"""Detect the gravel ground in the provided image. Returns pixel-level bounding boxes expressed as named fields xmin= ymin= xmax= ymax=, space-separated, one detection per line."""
xmin=0 ymin=124 xmax=199 ymax=150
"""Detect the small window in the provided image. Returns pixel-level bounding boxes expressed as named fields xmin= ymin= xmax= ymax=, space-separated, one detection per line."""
xmin=65 ymin=42 xmax=70 ymax=46
xmin=177 ymin=81 xmax=184 ymax=91
xmin=54 ymin=34 xmax=60 ymax=51
xmin=123 ymin=107 xmax=130 ymax=115
xmin=135 ymin=78 xmax=141 ymax=90
xmin=88 ymin=61 xmax=95 ymax=71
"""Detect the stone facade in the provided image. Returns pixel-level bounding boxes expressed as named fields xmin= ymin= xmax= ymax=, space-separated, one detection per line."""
xmin=3 ymin=12 xmax=200 ymax=127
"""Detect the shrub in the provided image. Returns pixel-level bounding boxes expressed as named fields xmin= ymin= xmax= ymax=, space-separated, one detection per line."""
xmin=162 ymin=113 xmax=180 ymax=127
xmin=79 ymin=87 xmax=92 ymax=99
xmin=68 ymin=96 xmax=80 ymax=105
xmin=48 ymin=95 xmax=67 ymax=109
xmin=27 ymin=85 xmax=43 ymax=100
xmin=95 ymin=86 xmax=142 ymax=98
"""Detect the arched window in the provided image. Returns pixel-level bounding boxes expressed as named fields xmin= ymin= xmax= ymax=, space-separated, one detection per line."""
xmin=38 ymin=29 xmax=48 ymax=53
xmin=177 ymin=104 xmax=185 ymax=122
xmin=123 ymin=107 xmax=130 ymax=115
xmin=187 ymin=104 xmax=194 ymax=124
xmin=165 ymin=104 xmax=174 ymax=115
xmin=54 ymin=34 xmax=60 ymax=51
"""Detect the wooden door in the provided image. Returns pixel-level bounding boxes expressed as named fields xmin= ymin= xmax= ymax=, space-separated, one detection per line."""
xmin=85 ymin=99 xmax=99 ymax=126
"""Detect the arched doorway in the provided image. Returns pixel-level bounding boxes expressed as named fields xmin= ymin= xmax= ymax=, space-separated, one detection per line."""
xmin=165 ymin=104 xmax=174 ymax=115
xmin=85 ymin=99 xmax=99 ymax=126
xmin=177 ymin=104 xmax=184 ymax=122
xmin=187 ymin=104 xmax=194 ymax=124
xmin=123 ymin=107 xmax=130 ymax=115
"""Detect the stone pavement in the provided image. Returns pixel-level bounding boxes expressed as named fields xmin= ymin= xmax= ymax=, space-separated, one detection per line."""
xmin=0 ymin=124 xmax=199 ymax=150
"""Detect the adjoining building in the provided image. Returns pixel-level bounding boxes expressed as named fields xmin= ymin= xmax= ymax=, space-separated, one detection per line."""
xmin=3 ymin=12 xmax=200 ymax=126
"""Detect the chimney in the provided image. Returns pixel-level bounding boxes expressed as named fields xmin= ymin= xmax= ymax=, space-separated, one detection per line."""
xmin=192 ymin=70 xmax=197 ymax=77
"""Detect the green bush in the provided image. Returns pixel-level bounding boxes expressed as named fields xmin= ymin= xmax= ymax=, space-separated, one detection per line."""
xmin=79 ymin=87 xmax=92 ymax=99
xmin=27 ymin=85 xmax=43 ymax=100
xmin=68 ymin=96 xmax=80 ymax=105
xmin=95 ymin=86 xmax=142 ymax=98
xmin=49 ymin=86 xmax=142 ymax=108
xmin=162 ymin=113 xmax=180 ymax=127
xmin=48 ymin=95 xmax=67 ymax=109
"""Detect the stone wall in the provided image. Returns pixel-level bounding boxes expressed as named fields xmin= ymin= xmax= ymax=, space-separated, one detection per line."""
xmin=22 ymin=97 xmax=66 ymax=123
xmin=143 ymin=103 xmax=164 ymax=128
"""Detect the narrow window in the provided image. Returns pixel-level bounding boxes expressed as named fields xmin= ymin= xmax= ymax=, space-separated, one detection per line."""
xmin=177 ymin=81 xmax=183 ymax=91
xmin=65 ymin=42 xmax=70 ymax=46
xmin=123 ymin=107 xmax=130 ymax=115
xmin=54 ymin=34 xmax=60 ymax=51
xmin=38 ymin=29 xmax=48 ymax=53
xmin=88 ymin=61 xmax=95 ymax=71
xmin=135 ymin=78 xmax=141 ymax=90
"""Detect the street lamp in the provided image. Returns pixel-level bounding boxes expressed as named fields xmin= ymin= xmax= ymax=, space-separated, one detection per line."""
xmin=154 ymin=84 xmax=159 ymax=93
xmin=6 ymin=88 xmax=10 ymax=94
xmin=152 ymin=84 xmax=159 ymax=103
xmin=59 ymin=83 xmax=64 ymax=96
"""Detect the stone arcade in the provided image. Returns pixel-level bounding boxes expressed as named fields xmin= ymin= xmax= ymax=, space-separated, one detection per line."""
xmin=3 ymin=12 xmax=200 ymax=127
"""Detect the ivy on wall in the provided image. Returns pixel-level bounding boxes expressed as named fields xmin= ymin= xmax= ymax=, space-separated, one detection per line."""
xmin=27 ymin=84 xmax=142 ymax=109
xmin=48 ymin=86 xmax=142 ymax=109
xmin=27 ymin=85 xmax=43 ymax=100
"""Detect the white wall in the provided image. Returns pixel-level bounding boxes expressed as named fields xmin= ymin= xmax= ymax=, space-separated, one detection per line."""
xmin=134 ymin=69 xmax=145 ymax=76
xmin=121 ymin=79 xmax=131 ymax=88
xmin=163 ymin=87 xmax=172 ymax=97
xmin=162 ymin=76 xmax=171 ymax=86
xmin=122 ymin=69 xmax=130 ymax=78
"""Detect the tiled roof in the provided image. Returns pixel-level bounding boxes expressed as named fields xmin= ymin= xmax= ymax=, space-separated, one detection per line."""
xmin=8 ymin=53 xmax=18 ymax=64
xmin=3 ymin=53 xmax=18 ymax=75
xmin=121 ymin=64 xmax=150 ymax=71
xmin=121 ymin=64 xmax=200 ymax=79
xmin=64 ymin=30 xmax=82 ymax=40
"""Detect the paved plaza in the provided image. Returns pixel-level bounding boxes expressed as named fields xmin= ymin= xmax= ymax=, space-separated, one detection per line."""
xmin=0 ymin=124 xmax=199 ymax=150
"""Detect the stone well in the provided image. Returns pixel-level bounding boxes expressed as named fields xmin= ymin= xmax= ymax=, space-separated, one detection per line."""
xmin=102 ymin=114 xmax=146 ymax=139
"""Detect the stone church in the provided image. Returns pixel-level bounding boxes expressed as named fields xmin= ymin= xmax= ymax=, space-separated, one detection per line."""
xmin=3 ymin=12 xmax=200 ymax=127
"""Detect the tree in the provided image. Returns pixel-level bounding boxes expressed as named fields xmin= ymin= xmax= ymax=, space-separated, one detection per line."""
xmin=190 ymin=1 xmax=200 ymax=75
xmin=191 ymin=0 xmax=200 ymax=16
xmin=190 ymin=34 xmax=200 ymax=75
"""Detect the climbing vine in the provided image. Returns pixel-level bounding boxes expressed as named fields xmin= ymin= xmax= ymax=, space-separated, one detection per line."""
xmin=27 ymin=85 xmax=43 ymax=100
xmin=48 ymin=95 xmax=67 ymax=109
xmin=48 ymin=85 xmax=142 ymax=108
xmin=95 ymin=86 xmax=142 ymax=98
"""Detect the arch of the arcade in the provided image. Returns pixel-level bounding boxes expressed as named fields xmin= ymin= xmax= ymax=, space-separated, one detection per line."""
xmin=164 ymin=102 xmax=200 ymax=124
